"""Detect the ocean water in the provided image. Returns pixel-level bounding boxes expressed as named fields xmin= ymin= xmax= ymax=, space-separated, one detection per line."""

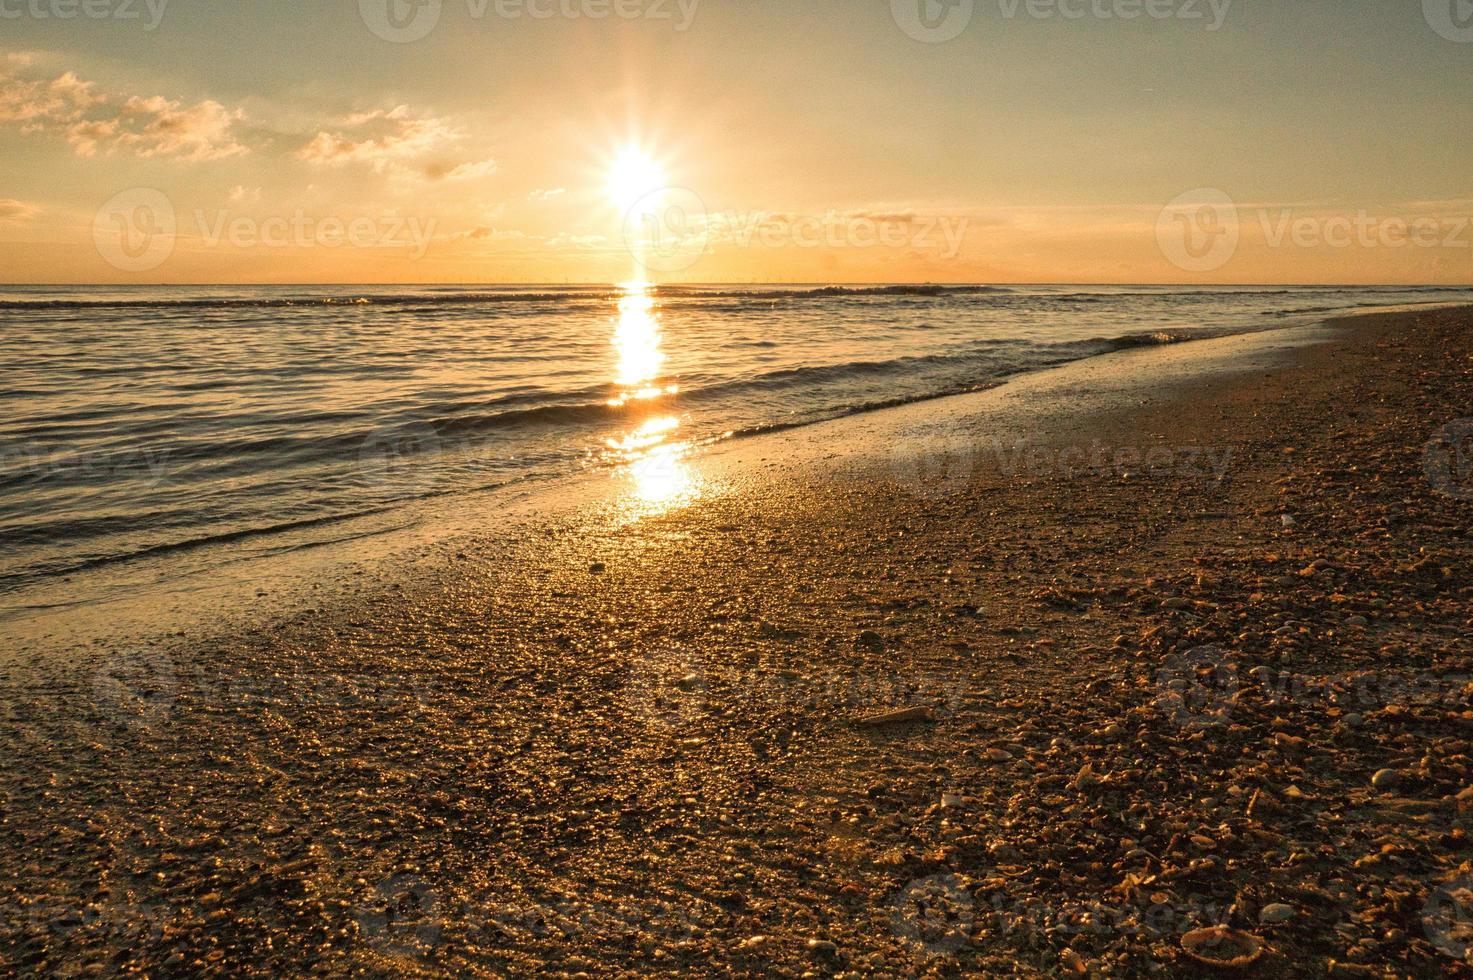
xmin=2 ymin=282 xmax=1469 ymax=595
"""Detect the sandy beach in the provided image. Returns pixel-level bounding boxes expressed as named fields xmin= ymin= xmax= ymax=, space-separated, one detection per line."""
xmin=4 ymin=306 xmax=1473 ymax=977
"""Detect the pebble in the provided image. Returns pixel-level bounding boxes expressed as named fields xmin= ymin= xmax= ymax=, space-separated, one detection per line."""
xmin=1259 ymin=903 xmax=1295 ymax=924
xmin=806 ymin=939 xmax=838 ymax=958
xmin=1371 ymin=769 xmax=1400 ymax=790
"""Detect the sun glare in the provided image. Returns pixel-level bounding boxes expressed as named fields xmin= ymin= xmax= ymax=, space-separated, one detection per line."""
xmin=608 ymin=146 xmax=666 ymax=210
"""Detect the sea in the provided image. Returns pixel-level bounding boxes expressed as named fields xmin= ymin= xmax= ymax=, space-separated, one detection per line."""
xmin=3 ymin=282 xmax=1469 ymax=599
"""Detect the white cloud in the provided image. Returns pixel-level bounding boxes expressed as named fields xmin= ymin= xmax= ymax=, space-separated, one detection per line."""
xmin=297 ymin=104 xmax=495 ymax=184
xmin=0 ymin=59 xmax=247 ymax=161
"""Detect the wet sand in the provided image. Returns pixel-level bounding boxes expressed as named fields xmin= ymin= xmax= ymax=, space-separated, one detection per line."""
xmin=3 ymin=306 xmax=1473 ymax=977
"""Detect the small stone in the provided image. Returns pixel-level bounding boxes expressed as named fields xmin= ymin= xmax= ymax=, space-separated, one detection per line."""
xmin=1371 ymin=769 xmax=1400 ymax=790
xmin=985 ymin=747 xmax=1013 ymax=762
xmin=806 ymin=939 xmax=838 ymax=958
xmin=941 ymin=793 xmax=964 ymax=810
xmin=1259 ymin=903 xmax=1295 ymax=924
xmin=1345 ymin=615 xmax=1369 ymax=627
xmin=855 ymin=630 xmax=885 ymax=652
xmin=1280 ymin=514 xmax=1297 ymax=528
xmin=589 ymin=562 xmax=606 ymax=574
xmin=1341 ymin=713 xmax=1364 ymax=728
xmin=676 ymin=673 xmax=703 ymax=691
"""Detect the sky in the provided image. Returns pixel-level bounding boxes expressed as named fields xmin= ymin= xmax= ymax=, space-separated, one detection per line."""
xmin=1 ymin=0 xmax=1471 ymax=284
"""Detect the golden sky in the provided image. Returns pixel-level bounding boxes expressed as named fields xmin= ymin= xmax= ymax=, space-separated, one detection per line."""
xmin=1 ymin=1 xmax=1471 ymax=284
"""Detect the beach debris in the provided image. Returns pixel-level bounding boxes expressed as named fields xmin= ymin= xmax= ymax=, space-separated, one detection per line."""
xmin=856 ymin=706 xmax=935 ymax=726
xmin=1180 ymin=926 xmax=1264 ymax=968
xmin=1280 ymin=514 xmax=1297 ymax=528
xmin=941 ymin=792 xmax=965 ymax=810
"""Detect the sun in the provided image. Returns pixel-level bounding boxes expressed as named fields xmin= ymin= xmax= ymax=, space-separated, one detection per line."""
xmin=607 ymin=146 xmax=667 ymax=211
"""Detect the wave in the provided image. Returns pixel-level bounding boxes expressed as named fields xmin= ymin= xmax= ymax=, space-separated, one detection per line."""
xmin=0 ymin=283 xmax=1018 ymax=312
xmin=5 ymin=282 xmax=1463 ymax=314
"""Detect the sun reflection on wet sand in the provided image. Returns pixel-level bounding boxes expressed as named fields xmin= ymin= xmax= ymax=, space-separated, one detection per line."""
xmin=606 ymin=282 xmax=699 ymax=510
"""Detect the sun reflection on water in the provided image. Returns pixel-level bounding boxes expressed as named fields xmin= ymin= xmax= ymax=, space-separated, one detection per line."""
xmin=606 ymin=282 xmax=698 ymax=510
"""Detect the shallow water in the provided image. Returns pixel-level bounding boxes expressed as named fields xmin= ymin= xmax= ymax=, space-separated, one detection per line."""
xmin=2 ymin=281 xmax=1469 ymax=591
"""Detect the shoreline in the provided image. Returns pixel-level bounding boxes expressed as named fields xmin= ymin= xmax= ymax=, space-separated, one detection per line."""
xmin=3 ymin=305 xmax=1473 ymax=975
xmin=0 ymin=306 xmax=1377 ymax=654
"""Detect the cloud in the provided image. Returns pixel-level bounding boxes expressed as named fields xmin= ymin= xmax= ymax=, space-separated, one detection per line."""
xmin=297 ymin=105 xmax=494 ymax=183
xmin=425 ymin=158 xmax=498 ymax=181
xmin=455 ymin=226 xmax=526 ymax=241
xmin=529 ymin=187 xmax=566 ymax=201
xmin=0 ymin=198 xmax=40 ymax=222
xmin=0 ymin=59 xmax=247 ymax=161
xmin=297 ymin=105 xmax=457 ymax=166
xmin=0 ymin=70 xmax=104 ymax=129
xmin=114 ymin=95 xmax=247 ymax=161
